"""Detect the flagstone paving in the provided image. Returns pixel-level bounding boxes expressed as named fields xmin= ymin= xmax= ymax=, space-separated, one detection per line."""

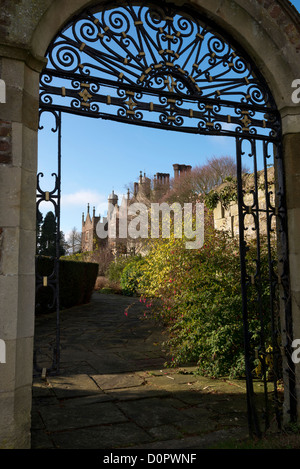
xmin=31 ymin=293 xmax=254 ymax=449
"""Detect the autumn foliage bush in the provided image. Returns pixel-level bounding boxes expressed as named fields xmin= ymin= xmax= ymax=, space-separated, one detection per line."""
xmin=120 ymin=255 xmax=145 ymax=296
xmin=127 ymin=226 xmax=276 ymax=379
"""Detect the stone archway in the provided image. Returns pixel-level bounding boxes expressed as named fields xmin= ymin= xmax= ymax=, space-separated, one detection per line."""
xmin=0 ymin=0 xmax=299 ymax=448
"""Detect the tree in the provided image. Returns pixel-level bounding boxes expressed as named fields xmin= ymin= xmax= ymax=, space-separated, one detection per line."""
xmin=66 ymin=227 xmax=82 ymax=254
xmin=37 ymin=211 xmax=66 ymax=257
xmin=160 ymin=156 xmax=248 ymax=204
xmin=192 ymin=155 xmax=238 ymax=194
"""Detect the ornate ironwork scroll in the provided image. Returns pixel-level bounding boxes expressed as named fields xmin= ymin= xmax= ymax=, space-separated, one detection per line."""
xmin=36 ymin=0 xmax=295 ymax=436
xmin=34 ymin=110 xmax=61 ymax=377
xmin=39 ymin=1 xmax=280 ymax=141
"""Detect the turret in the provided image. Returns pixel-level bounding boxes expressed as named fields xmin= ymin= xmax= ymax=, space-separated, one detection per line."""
xmin=108 ymin=190 xmax=118 ymax=206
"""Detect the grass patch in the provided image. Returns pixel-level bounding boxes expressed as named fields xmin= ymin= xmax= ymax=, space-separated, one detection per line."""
xmin=98 ymin=287 xmax=122 ymax=294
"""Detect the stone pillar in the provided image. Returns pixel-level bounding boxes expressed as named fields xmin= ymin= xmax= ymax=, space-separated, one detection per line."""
xmin=282 ymin=130 xmax=300 ymax=421
xmin=0 ymin=52 xmax=42 ymax=448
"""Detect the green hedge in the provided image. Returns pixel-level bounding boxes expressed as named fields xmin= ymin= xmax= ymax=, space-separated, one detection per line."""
xmin=35 ymin=256 xmax=99 ymax=313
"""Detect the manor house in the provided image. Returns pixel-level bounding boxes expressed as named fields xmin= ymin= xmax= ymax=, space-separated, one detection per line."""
xmin=81 ymin=164 xmax=192 ymax=255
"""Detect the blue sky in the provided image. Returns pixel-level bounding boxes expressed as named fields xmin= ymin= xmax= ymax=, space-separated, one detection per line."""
xmin=38 ymin=0 xmax=300 ymax=238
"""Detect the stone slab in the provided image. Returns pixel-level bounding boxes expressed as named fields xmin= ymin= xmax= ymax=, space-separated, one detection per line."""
xmin=37 ymin=400 xmax=128 ymax=432
xmin=103 ymin=385 xmax=169 ymax=402
xmin=31 ymin=294 xmax=264 ymax=450
xmin=91 ymin=372 xmax=146 ymax=391
xmin=50 ymin=422 xmax=153 ymax=449
xmin=47 ymin=373 xmax=102 ymax=399
xmin=116 ymin=397 xmax=197 ymax=428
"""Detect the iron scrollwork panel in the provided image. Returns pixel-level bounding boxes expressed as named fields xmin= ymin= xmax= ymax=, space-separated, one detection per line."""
xmin=34 ymin=110 xmax=62 ymax=377
xmin=39 ymin=1 xmax=280 ymax=140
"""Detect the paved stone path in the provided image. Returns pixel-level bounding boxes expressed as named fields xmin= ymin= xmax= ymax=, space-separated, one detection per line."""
xmin=31 ymin=293 xmax=252 ymax=449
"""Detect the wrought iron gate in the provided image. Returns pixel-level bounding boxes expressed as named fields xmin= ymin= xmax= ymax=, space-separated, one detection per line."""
xmin=35 ymin=110 xmax=62 ymax=376
xmin=35 ymin=0 xmax=296 ymax=435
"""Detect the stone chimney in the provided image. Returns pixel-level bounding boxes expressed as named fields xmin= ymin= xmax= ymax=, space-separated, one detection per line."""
xmin=173 ymin=164 xmax=192 ymax=178
xmin=173 ymin=164 xmax=180 ymax=179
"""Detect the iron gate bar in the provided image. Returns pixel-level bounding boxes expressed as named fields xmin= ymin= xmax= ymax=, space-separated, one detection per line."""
xmin=34 ymin=110 xmax=61 ymax=377
xmin=39 ymin=105 xmax=280 ymax=142
xmin=35 ymin=0 xmax=296 ymax=437
xmin=39 ymin=97 xmax=279 ymax=142
xmin=39 ymin=74 xmax=280 ymax=141
xmin=248 ymin=137 xmax=270 ymax=432
xmin=54 ymin=110 xmax=62 ymax=376
xmin=40 ymin=69 xmax=279 ymax=114
xmin=235 ymin=136 xmax=261 ymax=438
xmin=251 ymin=139 xmax=270 ymax=430
xmin=263 ymin=139 xmax=283 ymax=429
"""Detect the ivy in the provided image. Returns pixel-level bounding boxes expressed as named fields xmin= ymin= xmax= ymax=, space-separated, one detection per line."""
xmin=204 ymin=177 xmax=238 ymax=210
xmin=204 ymin=169 xmax=274 ymax=212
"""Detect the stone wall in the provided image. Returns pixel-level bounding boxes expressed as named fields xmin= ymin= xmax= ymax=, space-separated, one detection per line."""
xmin=0 ymin=120 xmax=12 ymax=164
xmin=213 ymin=168 xmax=276 ymax=238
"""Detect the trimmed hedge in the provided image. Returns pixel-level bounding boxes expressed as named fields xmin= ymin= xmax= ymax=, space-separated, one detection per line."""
xmin=36 ymin=256 xmax=99 ymax=314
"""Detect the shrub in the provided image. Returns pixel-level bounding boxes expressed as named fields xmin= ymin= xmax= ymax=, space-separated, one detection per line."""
xmin=95 ymin=275 xmax=123 ymax=294
xmin=120 ymin=256 xmax=145 ymax=296
xmin=106 ymin=257 xmax=130 ymax=283
xmin=35 ymin=256 xmax=99 ymax=313
xmin=137 ymin=229 xmax=277 ymax=379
